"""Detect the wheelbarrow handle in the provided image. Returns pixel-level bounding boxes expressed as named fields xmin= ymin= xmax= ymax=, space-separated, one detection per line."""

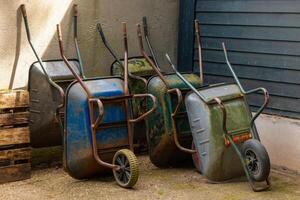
xmin=129 ymin=94 xmax=156 ymax=123
xmin=247 ymin=87 xmax=269 ymax=140
xmin=213 ymin=97 xmax=228 ymax=136
xmin=142 ymin=17 xmax=148 ymax=36
xmin=96 ymin=23 xmax=147 ymax=85
xmin=73 ymin=4 xmax=78 ymax=17
xmin=167 ymin=88 xmax=183 ymax=116
xmin=20 ymin=4 xmax=27 ymax=18
xmin=245 ymin=87 xmax=269 ymax=122
xmin=89 ymin=98 xmax=104 ymax=129
xmin=20 ymin=4 xmax=65 ymax=111
xmin=194 ymin=20 xmax=203 ymax=82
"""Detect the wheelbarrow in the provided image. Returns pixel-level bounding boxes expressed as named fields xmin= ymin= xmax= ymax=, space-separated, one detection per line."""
xmin=21 ymin=4 xmax=83 ymax=147
xmin=56 ymin=22 xmax=156 ymax=188
xmin=165 ymin=42 xmax=271 ymax=191
xmin=96 ymin=18 xmax=158 ymax=151
xmin=135 ymin=22 xmax=203 ymax=167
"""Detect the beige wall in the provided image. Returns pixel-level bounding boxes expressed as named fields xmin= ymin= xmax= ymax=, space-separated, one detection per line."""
xmin=0 ymin=0 xmax=179 ymax=89
xmin=257 ymin=114 xmax=300 ymax=173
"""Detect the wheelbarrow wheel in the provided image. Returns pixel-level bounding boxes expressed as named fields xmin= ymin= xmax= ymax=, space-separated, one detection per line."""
xmin=191 ymin=142 xmax=203 ymax=174
xmin=113 ymin=149 xmax=139 ymax=188
xmin=242 ymin=139 xmax=270 ymax=182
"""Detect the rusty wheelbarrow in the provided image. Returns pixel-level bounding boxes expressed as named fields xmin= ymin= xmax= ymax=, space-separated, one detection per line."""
xmin=135 ymin=22 xmax=203 ymax=167
xmin=165 ymin=41 xmax=271 ymax=191
xmin=56 ymin=22 xmax=155 ymax=188
xmin=96 ymin=18 xmax=158 ymax=152
xmin=21 ymin=4 xmax=83 ymax=147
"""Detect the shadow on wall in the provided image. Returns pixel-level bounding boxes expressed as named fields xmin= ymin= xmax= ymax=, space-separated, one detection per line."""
xmin=42 ymin=0 xmax=98 ymax=77
xmin=42 ymin=0 xmax=179 ymax=79
xmin=0 ymin=1 xmax=74 ymax=89
xmin=8 ymin=7 xmax=22 ymax=90
xmin=0 ymin=0 xmax=178 ymax=89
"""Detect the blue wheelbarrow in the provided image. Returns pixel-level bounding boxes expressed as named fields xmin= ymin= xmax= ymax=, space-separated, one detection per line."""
xmin=54 ymin=23 xmax=156 ymax=188
xmin=165 ymin=41 xmax=271 ymax=191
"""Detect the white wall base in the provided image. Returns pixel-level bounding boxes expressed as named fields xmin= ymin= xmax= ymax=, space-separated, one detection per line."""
xmin=255 ymin=114 xmax=300 ymax=173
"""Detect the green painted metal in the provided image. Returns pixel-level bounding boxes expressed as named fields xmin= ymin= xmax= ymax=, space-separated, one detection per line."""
xmin=146 ymin=73 xmax=202 ymax=167
xmin=111 ymin=57 xmax=156 ymax=150
xmin=189 ymin=84 xmax=250 ymax=181
xmin=112 ymin=57 xmax=155 ymax=77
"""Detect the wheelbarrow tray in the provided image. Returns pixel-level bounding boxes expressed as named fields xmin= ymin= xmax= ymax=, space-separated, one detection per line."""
xmin=146 ymin=73 xmax=202 ymax=167
xmin=186 ymin=83 xmax=254 ymax=181
xmin=111 ymin=56 xmax=155 ymax=78
xmin=111 ymin=57 xmax=156 ymax=150
xmin=64 ymin=77 xmax=131 ymax=179
xmin=29 ymin=59 xmax=81 ymax=147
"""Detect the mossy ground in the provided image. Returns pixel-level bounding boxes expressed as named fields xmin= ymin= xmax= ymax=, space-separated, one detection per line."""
xmin=0 ymin=155 xmax=299 ymax=200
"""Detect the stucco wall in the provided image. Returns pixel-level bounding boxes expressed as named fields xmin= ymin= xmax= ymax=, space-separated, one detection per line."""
xmin=0 ymin=0 xmax=179 ymax=89
xmin=257 ymin=114 xmax=300 ymax=173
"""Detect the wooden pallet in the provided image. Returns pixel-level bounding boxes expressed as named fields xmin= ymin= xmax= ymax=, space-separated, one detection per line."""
xmin=0 ymin=90 xmax=31 ymax=184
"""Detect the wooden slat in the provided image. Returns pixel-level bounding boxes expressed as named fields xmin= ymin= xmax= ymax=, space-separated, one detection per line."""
xmin=196 ymin=49 xmax=300 ymax=71
xmin=0 ymin=163 xmax=30 ymax=184
xmin=197 ymin=37 xmax=300 ymax=58
xmin=0 ymin=112 xmax=29 ymax=127
xmin=0 ymin=90 xmax=29 ymax=110
xmin=200 ymin=25 xmax=300 ymax=42
xmin=196 ymin=1 xmax=300 ymax=13
xmin=197 ymin=12 xmax=300 ymax=28
xmin=0 ymin=127 xmax=29 ymax=146
xmin=0 ymin=148 xmax=31 ymax=162
xmin=201 ymin=61 xmax=300 ymax=85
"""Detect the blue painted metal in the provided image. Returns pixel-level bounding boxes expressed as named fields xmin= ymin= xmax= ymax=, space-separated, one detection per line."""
xmin=178 ymin=0 xmax=196 ymax=72
xmin=178 ymin=0 xmax=300 ymax=118
xmin=64 ymin=77 xmax=129 ymax=178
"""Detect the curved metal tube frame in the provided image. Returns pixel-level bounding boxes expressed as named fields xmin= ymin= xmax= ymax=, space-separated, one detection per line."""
xmin=73 ymin=4 xmax=86 ymax=78
xmin=195 ymin=20 xmax=203 ymax=81
xmin=58 ymin=24 xmax=117 ymax=170
xmin=129 ymin=94 xmax=156 ymax=123
xmin=166 ymin=45 xmax=271 ymax=192
xmin=137 ymin=23 xmax=196 ymax=154
xmin=57 ymin=23 xmax=156 ymax=170
xmin=214 ymin=98 xmax=271 ymax=192
xmin=96 ymin=23 xmax=147 ymax=86
xmin=20 ymin=5 xmax=65 ymax=122
xmin=136 ymin=24 xmax=169 ymax=88
xmin=168 ymin=88 xmax=197 ymax=154
xmin=142 ymin=17 xmax=161 ymax=71
xmin=222 ymin=43 xmax=269 ymax=140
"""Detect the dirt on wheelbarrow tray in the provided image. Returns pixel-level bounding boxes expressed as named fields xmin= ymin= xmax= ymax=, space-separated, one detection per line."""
xmin=0 ymin=155 xmax=299 ymax=200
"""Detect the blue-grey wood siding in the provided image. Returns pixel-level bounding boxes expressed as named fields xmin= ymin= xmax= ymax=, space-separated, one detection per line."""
xmin=178 ymin=0 xmax=300 ymax=118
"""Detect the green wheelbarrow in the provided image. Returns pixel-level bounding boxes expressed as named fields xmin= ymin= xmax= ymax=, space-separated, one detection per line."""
xmin=165 ymin=42 xmax=271 ymax=192
xmin=135 ymin=22 xmax=203 ymax=167
xmin=96 ymin=18 xmax=161 ymax=152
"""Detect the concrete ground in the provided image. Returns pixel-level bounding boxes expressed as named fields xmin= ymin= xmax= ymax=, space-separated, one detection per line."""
xmin=0 ymin=156 xmax=299 ymax=200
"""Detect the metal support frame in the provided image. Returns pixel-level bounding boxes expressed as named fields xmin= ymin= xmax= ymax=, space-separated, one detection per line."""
xmin=142 ymin=17 xmax=161 ymax=71
xmin=165 ymin=42 xmax=270 ymax=192
xmin=73 ymin=4 xmax=86 ymax=78
xmin=137 ymin=23 xmax=196 ymax=154
xmin=96 ymin=23 xmax=147 ymax=86
xmin=20 ymin=4 xmax=65 ymax=121
xmin=57 ymin=23 xmax=156 ymax=171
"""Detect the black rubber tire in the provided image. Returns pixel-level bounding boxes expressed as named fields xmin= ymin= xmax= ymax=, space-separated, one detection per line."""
xmin=242 ymin=139 xmax=270 ymax=182
xmin=113 ymin=149 xmax=139 ymax=188
xmin=191 ymin=142 xmax=203 ymax=174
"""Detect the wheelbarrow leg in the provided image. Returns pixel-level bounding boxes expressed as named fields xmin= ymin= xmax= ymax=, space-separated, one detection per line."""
xmin=214 ymin=97 xmax=271 ymax=192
